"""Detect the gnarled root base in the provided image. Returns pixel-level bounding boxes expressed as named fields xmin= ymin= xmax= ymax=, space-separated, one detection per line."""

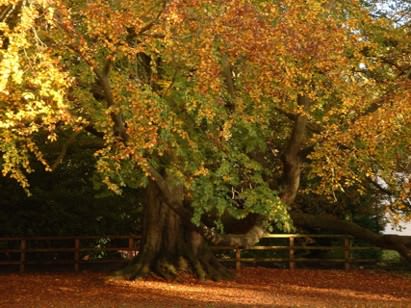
xmin=114 ymin=244 xmax=233 ymax=281
xmin=114 ymin=181 xmax=233 ymax=281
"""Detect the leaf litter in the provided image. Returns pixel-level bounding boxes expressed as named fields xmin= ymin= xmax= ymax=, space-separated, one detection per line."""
xmin=0 ymin=267 xmax=410 ymax=307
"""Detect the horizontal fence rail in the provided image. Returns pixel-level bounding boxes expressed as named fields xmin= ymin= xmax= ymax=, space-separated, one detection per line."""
xmin=212 ymin=234 xmax=380 ymax=271
xmin=0 ymin=234 xmax=382 ymax=273
xmin=0 ymin=235 xmax=141 ymax=273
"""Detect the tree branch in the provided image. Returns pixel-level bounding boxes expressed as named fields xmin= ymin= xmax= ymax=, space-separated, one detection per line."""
xmin=0 ymin=4 xmax=13 ymax=22
xmin=220 ymin=54 xmax=236 ymax=98
xmin=291 ymin=211 xmax=411 ymax=263
xmin=95 ymin=60 xmax=128 ymax=142
xmin=137 ymin=0 xmax=168 ymax=36
xmin=280 ymin=95 xmax=310 ymax=205
xmin=146 ymin=163 xmax=266 ymax=248
xmin=368 ymin=177 xmax=411 ymax=210
xmin=50 ymin=132 xmax=79 ymax=171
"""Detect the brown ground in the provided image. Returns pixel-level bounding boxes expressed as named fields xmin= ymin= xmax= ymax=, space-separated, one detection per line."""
xmin=0 ymin=267 xmax=410 ymax=307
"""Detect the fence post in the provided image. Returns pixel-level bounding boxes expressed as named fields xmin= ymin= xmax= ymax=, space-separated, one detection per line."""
xmin=74 ymin=238 xmax=80 ymax=272
xmin=20 ymin=239 xmax=26 ymax=273
xmin=235 ymin=248 xmax=241 ymax=271
xmin=128 ymin=237 xmax=135 ymax=260
xmin=344 ymin=237 xmax=351 ymax=270
xmin=289 ymin=237 xmax=295 ymax=270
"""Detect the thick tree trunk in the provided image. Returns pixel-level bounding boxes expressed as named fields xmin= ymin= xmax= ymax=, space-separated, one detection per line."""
xmin=115 ymin=181 xmax=232 ymax=281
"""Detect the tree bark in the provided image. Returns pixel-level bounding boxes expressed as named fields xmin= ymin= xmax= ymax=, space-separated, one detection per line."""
xmin=115 ymin=180 xmax=232 ymax=281
xmin=280 ymin=95 xmax=310 ymax=205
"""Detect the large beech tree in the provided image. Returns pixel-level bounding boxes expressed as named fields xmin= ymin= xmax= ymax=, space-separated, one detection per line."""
xmin=1 ymin=0 xmax=410 ymax=279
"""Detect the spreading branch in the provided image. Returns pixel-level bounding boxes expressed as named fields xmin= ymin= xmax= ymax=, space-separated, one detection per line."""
xmin=291 ymin=211 xmax=411 ymax=263
xmin=137 ymin=0 xmax=168 ymax=36
xmin=147 ymin=95 xmax=310 ymax=248
xmin=95 ymin=60 xmax=128 ymax=142
xmin=280 ymin=95 xmax=310 ymax=205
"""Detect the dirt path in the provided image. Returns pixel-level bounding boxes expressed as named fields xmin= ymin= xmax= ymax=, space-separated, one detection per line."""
xmin=1 ymin=268 xmax=410 ymax=307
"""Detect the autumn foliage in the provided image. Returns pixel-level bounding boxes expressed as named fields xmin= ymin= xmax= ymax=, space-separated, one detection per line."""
xmin=1 ymin=0 xmax=410 ymax=278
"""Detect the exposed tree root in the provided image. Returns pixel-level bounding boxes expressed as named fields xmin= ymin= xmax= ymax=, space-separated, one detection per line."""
xmin=113 ymin=251 xmax=233 ymax=281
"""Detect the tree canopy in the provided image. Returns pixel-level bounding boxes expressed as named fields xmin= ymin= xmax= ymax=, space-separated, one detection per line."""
xmin=1 ymin=0 xmax=410 ymax=277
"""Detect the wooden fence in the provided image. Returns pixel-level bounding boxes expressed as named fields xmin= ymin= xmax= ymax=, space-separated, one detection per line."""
xmin=213 ymin=234 xmax=378 ymax=271
xmin=0 ymin=235 xmax=140 ymax=273
xmin=0 ymin=234 xmax=379 ymax=273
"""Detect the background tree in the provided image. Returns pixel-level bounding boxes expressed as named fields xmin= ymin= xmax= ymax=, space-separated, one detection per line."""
xmin=0 ymin=132 xmax=142 ymax=236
